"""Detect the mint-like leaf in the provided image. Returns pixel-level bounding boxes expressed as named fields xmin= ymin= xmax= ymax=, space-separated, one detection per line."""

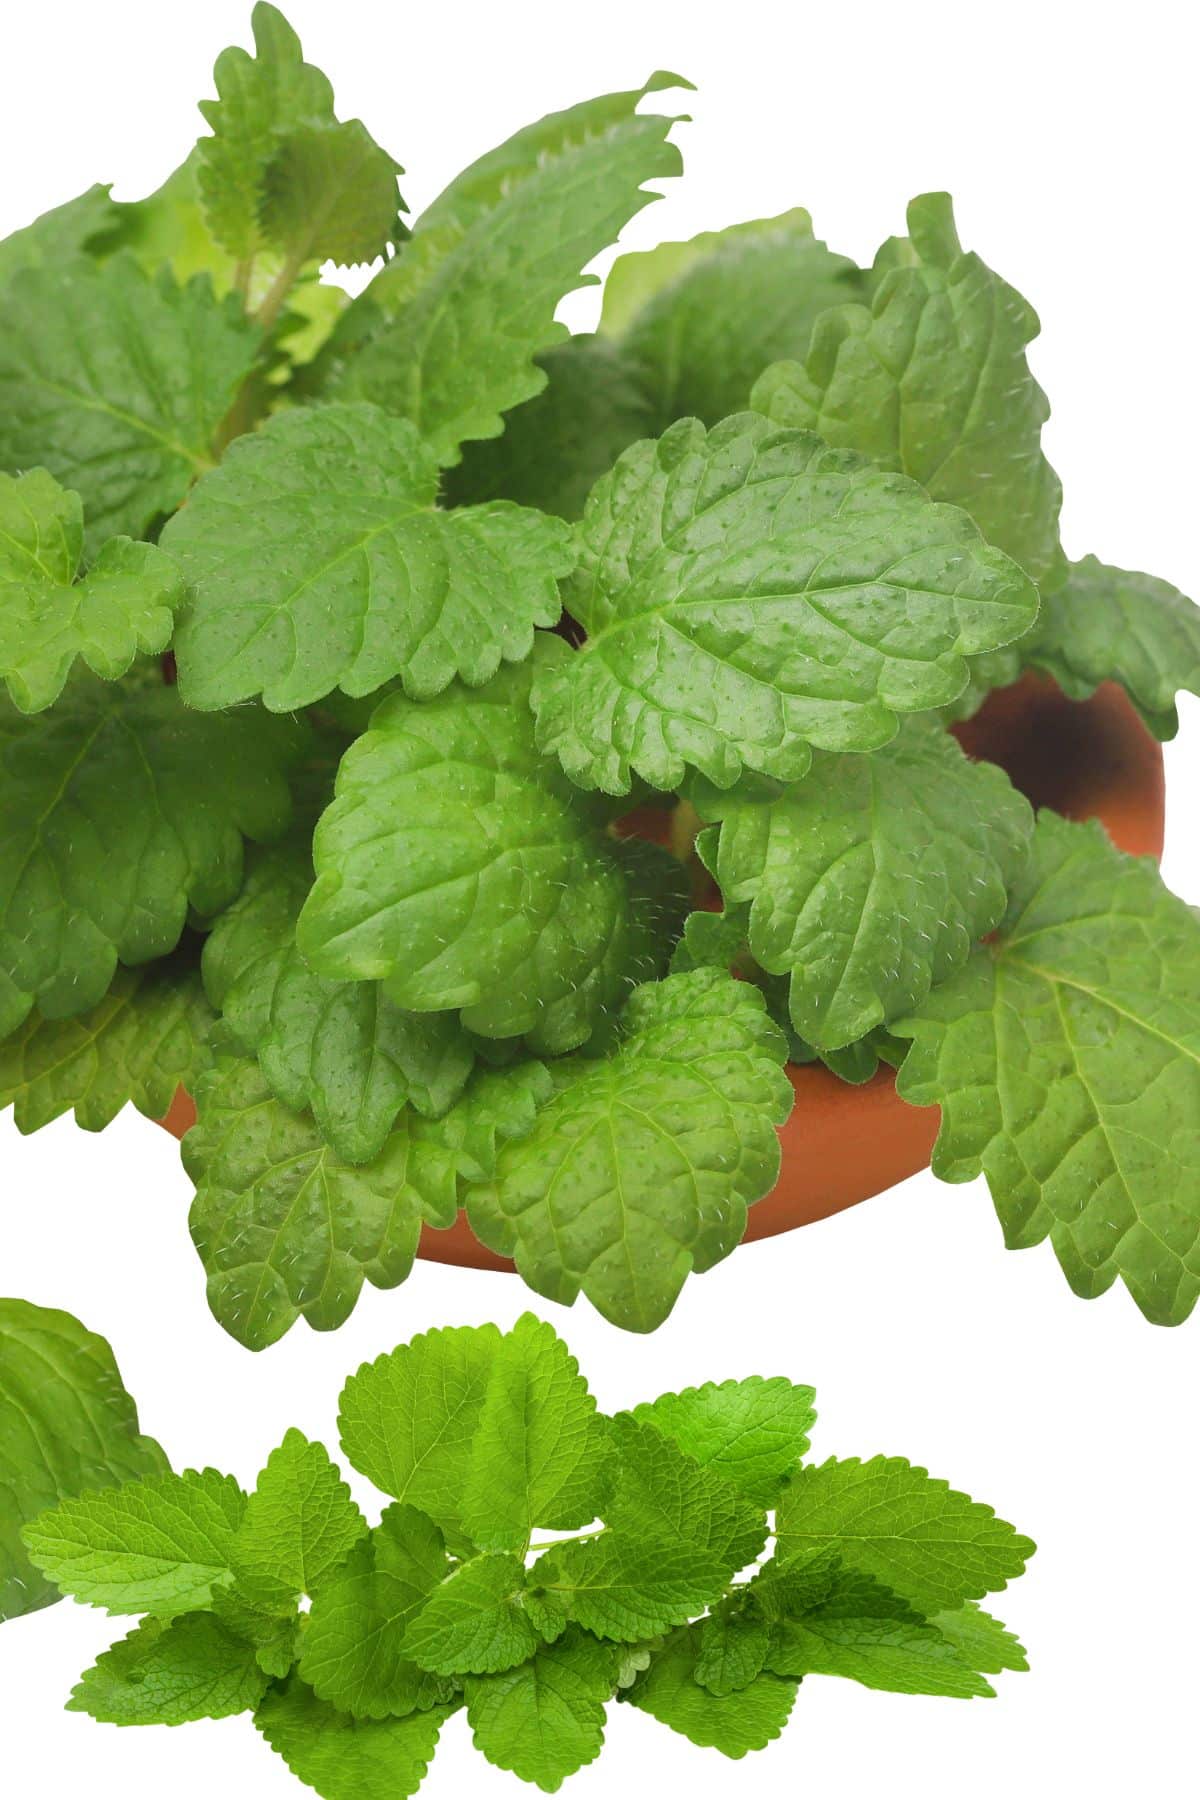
xmin=0 ymin=185 xmax=118 ymax=291
xmin=69 ymin=1612 xmax=269 ymax=1724
xmin=0 ymin=1299 xmax=167 ymax=1622
xmin=693 ymin=1607 xmax=772 ymax=1696
xmin=930 ymin=1600 xmax=1029 ymax=1674
xmin=752 ymin=192 xmax=1063 ymax=586
xmin=317 ymin=76 xmax=686 ymax=463
xmin=762 ymin=1560 xmax=994 ymax=1697
xmin=338 ymin=1325 xmax=502 ymax=1549
xmin=776 ymin=1456 xmax=1034 ymax=1612
xmin=231 ymin=1428 xmax=367 ymax=1611
xmin=630 ymin=1376 xmax=816 ymax=1506
xmin=624 ymin=1623 xmax=797 ymax=1757
xmin=603 ymin=1415 xmax=766 ymax=1574
xmin=531 ymin=413 xmax=1038 ymax=793
xmin=21 ymin=1467 xmax=245 ymax=1616
xmin=256 ymin=1672 xmax=454 ymax=1800
xmin=0 ymin=954 xmax=214 ymax=1134
xmin=184 ymin=1049 xmax=459 ymax=1350
xmin=210 ymin=1583 xmax=301 ymax=1677
xmin=459 ymin=1313 xmax=611 ymax=1554
xmin=400 ymin=1553 xmax=538 ymax=1676
xmin=466 ymin=969 xmax=793 ymax=1330
xmin=298 ymin=1503 xmax=453 ymax=1719
xmin=201 ymin=829 xmax=474 ymax=1163
xmin=296 ymin=653 xmax=689 ymax=1055
xmin=1029 ymin=554 xmax=1200 ymax=738
xmin=166 ymin=404 xmax=573 ymax=712
xmin=530 ymin=1534 xmax=730 ymax=1645
xmin=606 ymin=208 xmax=863 ymax=427
xmin=261 ymin=118 xmax=402 ymax=270
xmin=464 ymin=1628 xmax=615 ymax=1790
xmin=895 ymin=811 xmax=1200 ymax=1324
xmin=0 ymin=468 xmax=186 ymax=712
xmin=0 ymin=669 xmax=307 ymax=1037
xmin=197 ymin=3 xmax=337 ymax=263
xmin=446 ymin=334 xmax=657 ymax=522
xmin=692 ymin=721 xmax=1033 ymax=1049
xmin=0 ymin=255 xmax=259 ymax=555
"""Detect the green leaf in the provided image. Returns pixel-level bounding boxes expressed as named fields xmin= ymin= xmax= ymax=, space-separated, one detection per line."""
xmin=69 ymin=1612 xmax=269 ymax=1724
xmin=296 ymin=653 xmax=690 ymax=1056
xmin=1028 ymin=554 xmax=1200 ymax=738
xmin=103 ymin=147 xmax=350 ymax=371
xmin=530 ymin=413 xmax=1039 ymax=794
xmin=931 ymin=1601 xmax=1028 ymax=1674
xmin=0 ymin=1299 xmax=167 ymax=1622
xmin=262 ymin=118 xmax=402 ymax=269
xmin=0 ymin=254 xmax=260 ymax=556
xmin=446 ymin=335 xmax=657 ymax=522
xmin=668 ymin=900 xmax=860 ymax=1074
xmin=337 ymin=1324 xmax=504 ymax=1550
xmin=317 ymin=75 xmax=685 ymax=463
xmin=692 ymin=1608 xmax=771 ymax=1696
xmin=775 ymin=1456 xmax=1034 ymax=1612
xmin=624 ymin=1623 xmax=797 ymax=1757
xmin=603 ymin=1415 xmax=767 ymax=1573
xmin=608 ymin=209 xmax=864 ymax=428
xmin=184 ymin=1049 xmax=459 ymax=1350
xmin=894 ymin=811 xmax=1200 ymax=1324
xmin=210 ymin=1583 xmax=301 ymax=1677
xmin=530 ymin=1534 xmax=730 ymax=1645
xmin=197 ymin=3 xmax=336 ymax=262
xmin=532 ymin=1415 xmax=767 ymax=1642
xmin=459 ymin=1313 xmax=611 ymax=1553
xmin=465 ymin=1628 xmax=615 ymax=1791
xmin=762 ymin=1561 xmax=994 ymax=1698
xmin=231 ymin=1428 xmax=367 ymax=1611
xmin=416 ymin=1059 xmax=555 ymax=1184
xmin=21 ymin=1467 xmax=245 ymax=1616
xmin=201 ymin=830 xmax=474 ymax=1163
xmin=400 ymin=1553 xmax=539 ymax=1675
xmin=692 ymin=721 xmax=1033 ymax=1049
xmin=256 ymin=1672 xmax=453 ymax=1800
xmin=0 ymin=953 xmax=214 ymax=1134
xmin=298 ymin=1503 xmax=453 ymax=1719
xmin=0 ymin=185 xmax=119 ymax=290
xmin=165 ymin=403 xmax=573 ymax=712
xmin=466 ymin=969 xmax=793 ymax=1331
xmin=629 ymin=1376 xmax=816 ymax=1506
xmin=0 ymin=469 xmax=186 ymax=713
xmin=751 ymin=192 xmax=1063 ymax=586
xmin=0 ymin=669 xmax=307 ymax=1037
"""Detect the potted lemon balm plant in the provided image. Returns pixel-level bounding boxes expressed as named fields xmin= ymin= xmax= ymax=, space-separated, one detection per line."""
xmin=2 ymin=6 xmax=1197 ymax=1344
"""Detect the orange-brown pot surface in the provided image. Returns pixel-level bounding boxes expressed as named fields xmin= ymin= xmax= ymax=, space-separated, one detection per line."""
xmin=158 ymin=674 xmax=1167 ymax=1273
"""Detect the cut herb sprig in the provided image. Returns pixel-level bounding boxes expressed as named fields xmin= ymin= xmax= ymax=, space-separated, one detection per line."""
xmin=22 ymin=1315 xmax=1034 ymax=1795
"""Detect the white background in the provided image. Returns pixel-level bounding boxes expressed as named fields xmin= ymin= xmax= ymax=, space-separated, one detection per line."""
xmin=2 ymin=1 xmax=1198 ymax=1795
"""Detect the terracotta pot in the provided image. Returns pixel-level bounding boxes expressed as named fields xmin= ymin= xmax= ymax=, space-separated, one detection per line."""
xmin=158 ymin=674 xmax=1166 ymax=1273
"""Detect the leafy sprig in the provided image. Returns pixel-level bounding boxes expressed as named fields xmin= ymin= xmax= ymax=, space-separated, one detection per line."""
xmin=22 ymin=1316 xmax=1034 ymax=1793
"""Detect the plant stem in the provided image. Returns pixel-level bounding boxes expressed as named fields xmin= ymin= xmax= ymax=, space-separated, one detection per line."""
xmin=254 ymin=250 xmax=307 ymax=336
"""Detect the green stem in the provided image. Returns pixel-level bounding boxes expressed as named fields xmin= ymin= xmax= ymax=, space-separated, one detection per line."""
xmin=210 ymin=375 xmax=263 ymax=458
xmin=254 ymin=250 xmax=307 ymax=335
